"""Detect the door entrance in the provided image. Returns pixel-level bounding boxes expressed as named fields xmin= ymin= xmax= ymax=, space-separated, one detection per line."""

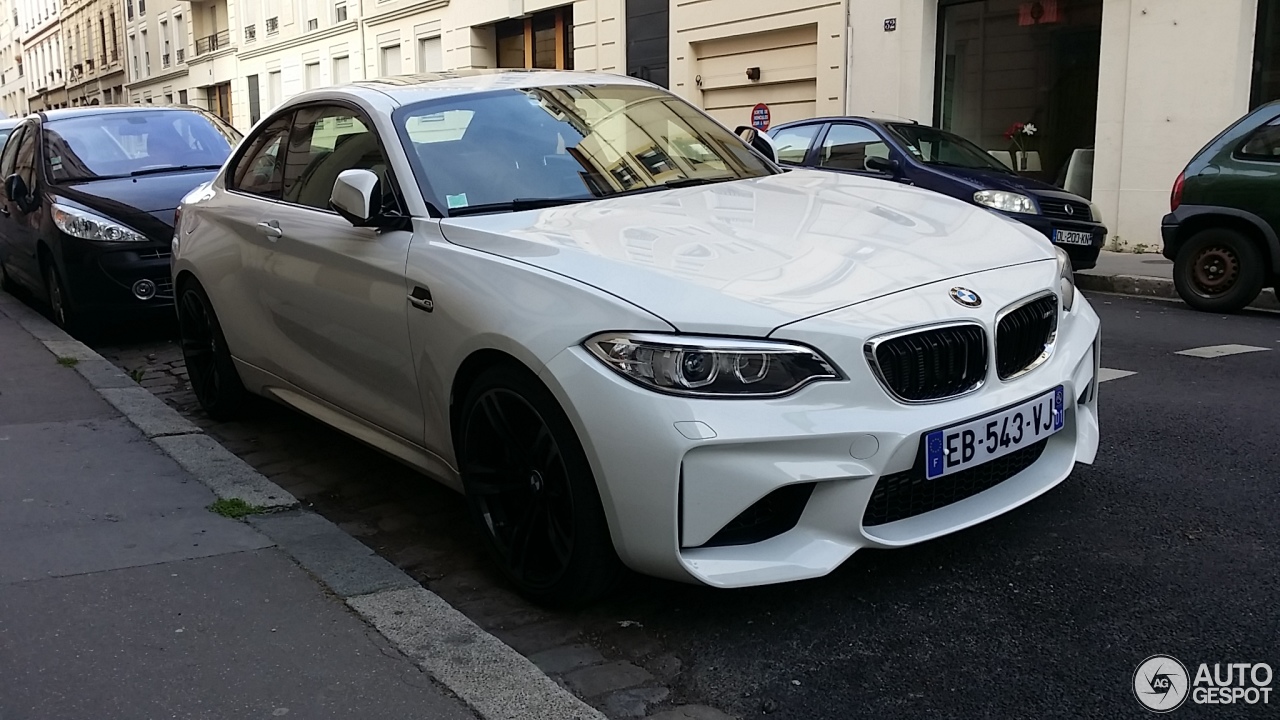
xmin=936 ymin=0 xmax=1102 ymax=192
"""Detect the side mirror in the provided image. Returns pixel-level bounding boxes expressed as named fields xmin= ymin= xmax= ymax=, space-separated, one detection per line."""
xmin=865 ymin=156 xmax=900 ymax=175
xmin=5 ymin=173 xmax=30 ymax=210
xmin=735 ymin=125 xmax=780 ymax=164
xmin=330 ymin=169 xmax=380 ymax=227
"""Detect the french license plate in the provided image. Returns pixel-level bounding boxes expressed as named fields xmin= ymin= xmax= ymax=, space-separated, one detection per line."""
xmin=925 ymin=387 xmax=1065 ymax=480
xmin=1054 ymin=229 xmax=1093 ymax=246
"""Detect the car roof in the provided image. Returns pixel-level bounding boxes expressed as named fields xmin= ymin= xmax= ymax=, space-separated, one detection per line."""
xmin=316 ymin=69 xmax=655 ymax=106
xmin=772 ymin=116 xmax=918 ymax=131
xmin=36 ymin=104 xmax=209 ymax=122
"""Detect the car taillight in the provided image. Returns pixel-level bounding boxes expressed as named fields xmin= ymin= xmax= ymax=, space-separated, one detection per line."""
xmin=1171 ymin=171 xmax=1184 ymax=211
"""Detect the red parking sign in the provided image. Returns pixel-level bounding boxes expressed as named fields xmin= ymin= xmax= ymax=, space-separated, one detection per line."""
xmin=751 ymin=103 xmax=771 ymax=131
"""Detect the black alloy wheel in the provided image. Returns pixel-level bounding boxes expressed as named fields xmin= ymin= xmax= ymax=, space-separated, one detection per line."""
xmin=459 ymin=364 xmax=619 ymax=606
xmin=177 ymin=280 xmax=247 ymax=420
xmin=1174 ymin=228 xmax=1265 ymax=313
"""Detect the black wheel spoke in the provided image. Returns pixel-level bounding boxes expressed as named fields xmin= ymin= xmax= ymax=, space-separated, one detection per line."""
xmin=508 ymin=501 xmax=541 ymax=577
xmin=467 ymin=464 xmax=519 ymax=496
xmin=530 ymin=423 xmax=559 ymax=471
xmin=479 ymin=394 xmax=520 ymax=450
xmin=545 ymin=510 xmax=571 ymax=565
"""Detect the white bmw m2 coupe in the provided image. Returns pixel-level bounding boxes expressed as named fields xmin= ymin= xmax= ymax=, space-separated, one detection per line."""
xmin=171 ymin=71 xmax=1100 ymax=605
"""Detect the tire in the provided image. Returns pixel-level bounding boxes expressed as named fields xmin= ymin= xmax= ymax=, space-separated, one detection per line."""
xmin=44 ymin=261 xmax=87 ymax=338
xmin=458 ymin=363 xmax=620 ymax=607
xmin=177 ymin=279 xmax=248 ymax=420
xmin=0 ymin=263 xmax=17 ymax=295
xmin=1173 ymin=228 xmax=1265 ymax=313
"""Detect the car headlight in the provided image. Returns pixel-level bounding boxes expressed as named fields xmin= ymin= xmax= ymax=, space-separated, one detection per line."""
xmin=585 ymin=333 xmax=842 ymax=397
xmin=1056 ymin=247 xmax=1075 ymax=312
xmin=1089 ymin=201 xmax=1103 ymax=224
xmin=52 ymin=202 xmax=148 ymax=243
xmin=973 ymin=190 xmax=1038 ymax=215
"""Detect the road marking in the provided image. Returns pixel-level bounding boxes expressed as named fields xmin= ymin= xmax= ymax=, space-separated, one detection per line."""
xmin=1175 ymin=344 xmax=1272 ymax=359
xmin=1098 ymin=368 xmax=1137 ymax=383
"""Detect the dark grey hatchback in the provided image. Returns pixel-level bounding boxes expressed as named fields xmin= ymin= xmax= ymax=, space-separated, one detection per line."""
xmin=0 ymin=106 xmax=238 ymax=335
xmin=769 ymin=117 xmax=1107 ymax=269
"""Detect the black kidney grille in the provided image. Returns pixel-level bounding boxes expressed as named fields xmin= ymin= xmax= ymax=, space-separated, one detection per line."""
xmin=871 ymin=324 xmax=987 ymax=402
xmin=1038 ymin=198 xmax=1090 ymax=220
xmin=863 ymin=438 xmax=1048 ymax=526
xmin=996 ymin=294 xmax=1059 ymax=380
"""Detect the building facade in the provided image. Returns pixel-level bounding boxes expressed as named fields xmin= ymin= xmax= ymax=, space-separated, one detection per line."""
xmin=61 ymin=0 xmax=125 ymax=105
xmin=22 ymin=0 xmax=64 ymax=109
xmin=0 ymin=0 xmax=28 ymax=116
xmin=24 ymin=0 xmax=1276 ymax=249
xmin=123 ymin=0 xmax=193 ymax=106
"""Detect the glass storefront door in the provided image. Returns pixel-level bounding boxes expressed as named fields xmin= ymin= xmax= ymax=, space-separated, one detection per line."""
xmin=937 ymin=0 xmax=1102 ymax=192
xmin=1253 ymin=0 xmax=1280 ymax=108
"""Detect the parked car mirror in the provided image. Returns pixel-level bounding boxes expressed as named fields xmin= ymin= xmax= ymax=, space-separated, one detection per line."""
xmin=330 ymin=169 xmax=380 ymax=227
xmin=5 ymin=173 xmax=32 ymax=211
xmin=865 ymin=156 xmax=899 ymax=175
xmin=735 ymin=126 xmax=780 ymax=164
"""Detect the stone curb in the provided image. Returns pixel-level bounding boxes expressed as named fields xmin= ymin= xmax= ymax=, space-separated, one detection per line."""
xmin=0 ymin=290 xmax=607 ymax=720
xmin=1074 ymin=272 xmax=1280 ymax=311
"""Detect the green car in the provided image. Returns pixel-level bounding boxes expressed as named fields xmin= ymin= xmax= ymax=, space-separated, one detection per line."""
xmin=1163 ymin=100 xmax=1280 ymax=312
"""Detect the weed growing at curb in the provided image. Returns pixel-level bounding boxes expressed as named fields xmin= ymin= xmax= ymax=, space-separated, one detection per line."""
xmin=56 ymin=356 xmax=79 ymax=367
xmin=129 ymin=368 xmax=146 ymax=383
xmin=209 ymin=498 xmax=266 ymax=519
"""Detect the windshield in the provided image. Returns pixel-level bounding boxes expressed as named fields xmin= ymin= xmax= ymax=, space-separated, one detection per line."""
xmin=43 ymin=110 xmax=238 ymax=182
xmin=393 ymin=84 xmax=776 ymax=215
xmin=0 ymin=128 xmax=14 ymax=150
xmin=887 ymin=123 xmax=1014 ymax=173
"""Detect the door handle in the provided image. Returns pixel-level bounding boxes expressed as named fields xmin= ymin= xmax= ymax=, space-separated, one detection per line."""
xmin=407 ymin=285 xmax=434 ymax=312
xmin=256 ymin=220 xmax=282 ymax=240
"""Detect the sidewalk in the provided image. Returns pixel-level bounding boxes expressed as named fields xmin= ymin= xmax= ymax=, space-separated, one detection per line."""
xmin=1074 ymin=250 xmax=1280 ymax=311
xmin=0 ymin=294 xmax=603 ymax=720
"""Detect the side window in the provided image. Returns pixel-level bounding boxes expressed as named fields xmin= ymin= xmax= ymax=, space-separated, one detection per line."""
xmin=770 ymin=124 xmax=820 ymax=165
xmin=1238 ymin=119 xmax=1280 ymax=160
xmin=0 ymin=126 xmax=26 ymax=180
xmin=282 ymin=105 xmax=394 ymax=212
xmin=14 ymin=126 xmax=38 ymax=190
xmin=819 ymin=125 xmax=892 ymax=172
xmin=231 ymin=113 xmax=291 ymax=198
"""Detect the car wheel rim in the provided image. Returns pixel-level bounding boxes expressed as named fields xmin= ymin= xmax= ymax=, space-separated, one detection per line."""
xmin=462 ymin=389 xmax=575 ymax=591
xmin=1191 ymin=245 xmax=1239 ymax=296
xmin=178 ymin=290 xmax=221 ymax=406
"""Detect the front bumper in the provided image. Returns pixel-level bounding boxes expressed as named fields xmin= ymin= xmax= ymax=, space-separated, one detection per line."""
xmin=59 ymin=235 xmax=175 ymax=316
xmin=540 ymin=262 xmax=1101 ymax=588
xmin=1005 ymin=213 xmax=1106 ymax=270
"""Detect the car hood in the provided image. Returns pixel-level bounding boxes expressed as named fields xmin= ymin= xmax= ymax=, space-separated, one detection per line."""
xmin=936 ymin=165 xmax=1085 ymax=198
xmin=54 ymin=169 xmax=219 ymax=235
xmin=438 ymin=169 xmax=1056 ymax=336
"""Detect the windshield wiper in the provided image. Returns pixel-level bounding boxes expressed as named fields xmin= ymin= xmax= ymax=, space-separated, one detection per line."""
xmin=129 ymin=164 xmax=223 ymax=177
xmin=447 ymin=177 xmax=745 ymax=217
xmin=448 ymin=196 xmax=593 ymax=217
xmin=607 ymin=175 xmax=742 ymax=198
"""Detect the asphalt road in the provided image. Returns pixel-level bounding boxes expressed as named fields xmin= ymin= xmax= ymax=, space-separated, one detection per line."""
xmin=83 ymin=292 xmax=1279 ymax=719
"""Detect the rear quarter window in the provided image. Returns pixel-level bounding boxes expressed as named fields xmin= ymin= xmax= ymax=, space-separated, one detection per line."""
xmin=1237 ymin=120 xmax=1280 ymax=160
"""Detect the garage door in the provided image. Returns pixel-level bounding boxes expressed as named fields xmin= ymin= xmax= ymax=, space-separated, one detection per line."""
xmin=694 ymin=25 xmax=818 ymax=129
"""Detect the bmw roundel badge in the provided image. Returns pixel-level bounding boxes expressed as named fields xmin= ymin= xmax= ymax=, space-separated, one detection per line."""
xmin=949 ymin=287 xmax=982 ymax=308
